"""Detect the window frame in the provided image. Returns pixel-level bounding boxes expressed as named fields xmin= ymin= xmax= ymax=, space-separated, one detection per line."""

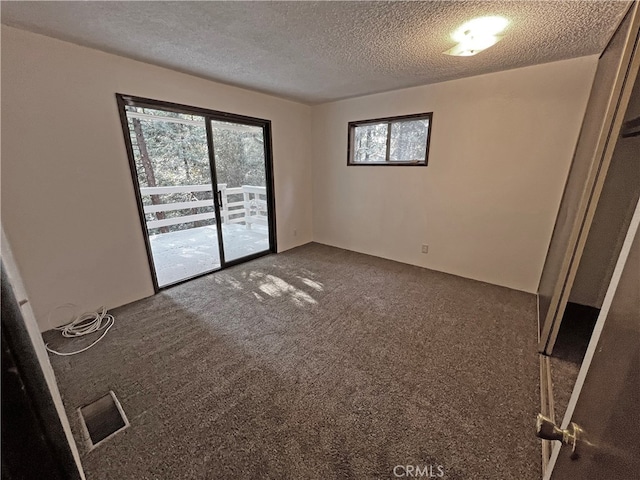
xmin=347 ymin=112 xmax=433 ymax=167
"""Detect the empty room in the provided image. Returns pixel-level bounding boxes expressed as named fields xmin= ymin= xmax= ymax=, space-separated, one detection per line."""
xmin=1 ymin=1 xmax=639 ymax=479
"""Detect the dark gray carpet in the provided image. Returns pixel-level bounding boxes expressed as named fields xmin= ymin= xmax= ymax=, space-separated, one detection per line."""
xmin=44 ymin=243 xmax=540 ymax=479
xmin=549 ymin=304 xmax=599 ymax=423
xmin=549 ymin=357 xmax=579 ymax=425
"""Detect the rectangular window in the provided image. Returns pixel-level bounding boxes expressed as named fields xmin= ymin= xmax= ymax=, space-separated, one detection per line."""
xmin=348 ymin=112 xmax=432 ymax=166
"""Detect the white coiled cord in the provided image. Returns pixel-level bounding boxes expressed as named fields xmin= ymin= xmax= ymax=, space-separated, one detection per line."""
xmin=45 ymin=305 xmax=115 ymax=356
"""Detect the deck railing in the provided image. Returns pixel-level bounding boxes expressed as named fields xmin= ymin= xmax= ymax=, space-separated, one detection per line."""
xmin=139 ymin=184 xmax=268 ymax=230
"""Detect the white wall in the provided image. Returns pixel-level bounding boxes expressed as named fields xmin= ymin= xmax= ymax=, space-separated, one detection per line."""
xmin=311 ymin=56 xmax=598 ymax=293
xmin=1 ymin=26 xmax=313 ymax=330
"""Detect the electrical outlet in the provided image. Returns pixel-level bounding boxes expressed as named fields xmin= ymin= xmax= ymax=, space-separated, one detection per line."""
xmin=293 ymin=229 xmax=297 ymax=237
xmin=421 ymin=244 xmax=429 ymax=254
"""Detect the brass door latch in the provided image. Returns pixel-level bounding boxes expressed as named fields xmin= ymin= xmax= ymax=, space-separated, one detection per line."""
xmin=535 ymin=413 xmax=583 ymax=459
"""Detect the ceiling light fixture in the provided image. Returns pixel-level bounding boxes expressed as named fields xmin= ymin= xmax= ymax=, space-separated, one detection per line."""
xmin=444 ymin=16 xmax=509 ymax=56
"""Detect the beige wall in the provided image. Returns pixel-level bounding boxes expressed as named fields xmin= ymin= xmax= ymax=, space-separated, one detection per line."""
xmin=1 ymin=26 xmax=313 ymax=330
xmin=2 ymin=25 xmax=601 ymax=329
xmin=311 ymin=56 xmax=598 ymax=293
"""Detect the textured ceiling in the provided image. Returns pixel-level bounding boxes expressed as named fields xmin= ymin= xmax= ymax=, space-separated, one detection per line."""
xmin=1 ymin=1 xmax=630 ymax=104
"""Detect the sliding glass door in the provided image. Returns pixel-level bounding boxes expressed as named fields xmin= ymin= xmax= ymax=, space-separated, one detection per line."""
xmin=209 ymin=120 xmax=271 ymax=263
xmin=117 ymin=95 xmax=275 ymax=290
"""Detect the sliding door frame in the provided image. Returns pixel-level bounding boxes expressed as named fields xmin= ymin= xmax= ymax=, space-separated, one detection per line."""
xmin=204 ymin=119 xmax=227 ymax=269
xmin=537 ymin=5 xmax=640 ymax=354
xmin=116 ymin=93 xmax=277 ymax=292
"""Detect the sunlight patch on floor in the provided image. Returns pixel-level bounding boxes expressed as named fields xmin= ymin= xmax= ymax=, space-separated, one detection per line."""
xmin=249 ymin=271 xmax=318 ymax=306
xmin=299 ymin=277 xmax=324 ymax=292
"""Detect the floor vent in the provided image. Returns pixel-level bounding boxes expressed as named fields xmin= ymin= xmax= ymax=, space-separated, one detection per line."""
xmin=79 ymin=391 xmax=129 ymax=449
